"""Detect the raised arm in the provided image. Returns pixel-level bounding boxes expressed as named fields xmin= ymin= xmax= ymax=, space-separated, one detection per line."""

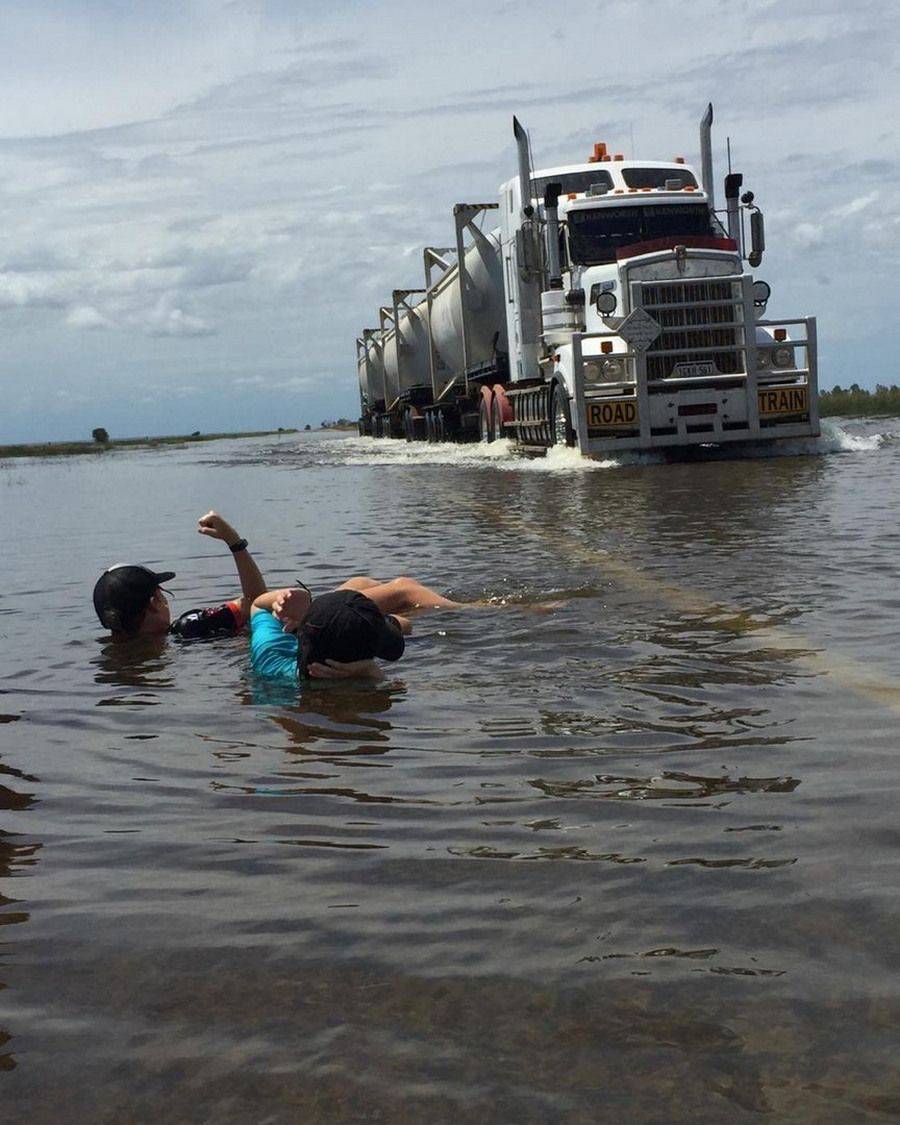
xmin=197 ymin=510 xmax=266 ymax=619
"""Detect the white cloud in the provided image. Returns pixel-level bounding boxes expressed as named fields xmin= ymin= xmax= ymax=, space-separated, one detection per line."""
xmin=66 ymin=305 xmax=113 ymax=330
xmin=273 ymin=375 xmax=317 ymax=393
xmin=792 ymin=223 xmax=825 ymax=249
xmin=0 ymin=2 xmax=293 ymax=138
xmin=832 ymin=191 xmax=880 ymax=218
xmin=0 ymin=272 xmax=68 ymax=309
xmin=131 ymin=296 xmax=215 ymax=338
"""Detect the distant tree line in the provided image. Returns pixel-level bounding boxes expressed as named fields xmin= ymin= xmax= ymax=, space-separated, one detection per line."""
xmin=319 ymin=418 xmax=356 ymax=429
xmin=819 ymin=384 xmax=900 ymax=417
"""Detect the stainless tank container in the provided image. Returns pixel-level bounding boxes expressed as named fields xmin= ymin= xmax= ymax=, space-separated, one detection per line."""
xmin=377 ymin=302 xmax=431 ymax=406
xmin=428 ymin=226 xmax=507 ymax=376
xmin=359 ymin=336 xmax=387 ymax=407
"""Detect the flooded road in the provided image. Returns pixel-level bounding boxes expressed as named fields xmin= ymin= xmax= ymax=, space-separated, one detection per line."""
xmin=2 ymin=420 xmax=899 ymax=1122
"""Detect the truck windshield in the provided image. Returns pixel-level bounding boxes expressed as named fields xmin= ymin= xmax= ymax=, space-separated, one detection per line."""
xmin=621 ymin=167 xmax=698 ymax=189
xmin=533 ymin=171 xmax=613 ymax=200
xmin=567 ymin=203 xmax=717 ymax=264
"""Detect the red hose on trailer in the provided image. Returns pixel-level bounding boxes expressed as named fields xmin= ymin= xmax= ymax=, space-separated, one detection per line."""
xmin=478 ymin=385 xmax=495 ymax=442
xmin=491 ymin=384 xmax=513 ymax=440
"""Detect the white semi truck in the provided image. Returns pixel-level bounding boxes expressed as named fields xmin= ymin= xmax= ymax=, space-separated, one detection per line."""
xmin=356 ymin=105 xmax=819 ymax=456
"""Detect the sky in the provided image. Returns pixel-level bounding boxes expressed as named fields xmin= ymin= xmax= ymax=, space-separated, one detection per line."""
xmin=0 ymin=0 xmax=897 ymax=443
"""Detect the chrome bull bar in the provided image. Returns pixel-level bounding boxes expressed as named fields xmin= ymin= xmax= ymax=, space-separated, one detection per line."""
xmin=571 ymin=311 xmax=818 ymax=454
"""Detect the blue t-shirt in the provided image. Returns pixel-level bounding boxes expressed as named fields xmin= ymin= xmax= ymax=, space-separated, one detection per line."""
xmin=250 ymin=610 xmax=298 ymax=682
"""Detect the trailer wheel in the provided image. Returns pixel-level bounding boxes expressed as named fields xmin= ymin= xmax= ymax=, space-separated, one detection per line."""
xmin=551 ymin=384 xmax=576 ymax=448
xmin=479 ymin=397 xmax=494 ymax=443
xmin=407 ymin=410 xmax=426 ymax=442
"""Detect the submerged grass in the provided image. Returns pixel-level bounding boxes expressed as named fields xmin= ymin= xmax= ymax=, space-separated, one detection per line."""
xmin=0 ymin=429 xmax=299 ymax=459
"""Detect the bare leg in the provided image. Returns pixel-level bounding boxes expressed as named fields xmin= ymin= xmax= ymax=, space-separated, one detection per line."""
xmin=359 ymin=577 xmax=461 ymax=616
xmin=336 ymin=576 xmax=383 ymax=592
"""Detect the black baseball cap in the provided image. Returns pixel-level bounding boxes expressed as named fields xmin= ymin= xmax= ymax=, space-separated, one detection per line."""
xmin=297 ymin=590 xmax=405 ymax=678
xmin=93 ymin=564 xmax=176 ymax=634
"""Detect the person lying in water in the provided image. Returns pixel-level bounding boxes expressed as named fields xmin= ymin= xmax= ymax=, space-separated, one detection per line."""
xmin=250 ymin=576 xmax=460 ymax=680
xmin=93 ymin=511 xmax=266 ymax=640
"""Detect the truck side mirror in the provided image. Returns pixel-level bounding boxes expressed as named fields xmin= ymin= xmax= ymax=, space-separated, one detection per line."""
xmin=748 ymin=209 xmax=765 ymax=268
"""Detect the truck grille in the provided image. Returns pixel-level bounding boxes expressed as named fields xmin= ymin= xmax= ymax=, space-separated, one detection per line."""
xmin=638 ymin=279 xmax=744 ymax=380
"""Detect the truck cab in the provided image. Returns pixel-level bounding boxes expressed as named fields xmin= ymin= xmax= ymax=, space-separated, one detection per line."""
xmin=498 ymin=132 xmax=819 ymax=455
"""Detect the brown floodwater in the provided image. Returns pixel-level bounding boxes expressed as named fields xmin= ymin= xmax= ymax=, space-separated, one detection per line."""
xmin=1 ymin=421 xmax=899 ymax=1122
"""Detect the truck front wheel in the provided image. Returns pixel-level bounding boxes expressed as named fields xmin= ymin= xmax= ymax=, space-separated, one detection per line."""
xmin=551 ymin=385 xmax=576 ymax=448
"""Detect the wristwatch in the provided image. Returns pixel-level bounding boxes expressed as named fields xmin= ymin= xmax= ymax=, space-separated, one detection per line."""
xmin=229 ymin=538 xmax=248 ymax=553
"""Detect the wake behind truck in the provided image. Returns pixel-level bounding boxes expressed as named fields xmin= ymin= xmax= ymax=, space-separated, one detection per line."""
xmin=356 ymin=105 xmax=819 ymax=456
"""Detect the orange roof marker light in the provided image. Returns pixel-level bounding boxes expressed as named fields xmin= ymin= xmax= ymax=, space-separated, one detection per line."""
xmin=774 ymin=328 xmax=788 ymax=341
xmin=588 ymin=141 xmax=608 ymax=164
xmin=614 ymin=153 xmax=624 ymax=161
xmin=675 ymin=156 xmax=685 ymax=164
xmin=601 ymin=341 xmax=614 ymax=354
xmin=601 ymin=154 xmax=612 ymax=162
xmin=567 ymin=192 xmax=577 ymax=200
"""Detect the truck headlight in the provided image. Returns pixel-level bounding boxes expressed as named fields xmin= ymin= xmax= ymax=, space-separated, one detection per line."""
xmin=756 ymin=349 xmax=771 ymax=370
xmin=583 ymin=360 xmax=602 ymax=382
xmin=596 ymin=291 xmax=617 ymax=315
xmin=773 ymin=346 xmax=794 ymax=368
xmin=601 ymin=357 xmax=624 ymax=379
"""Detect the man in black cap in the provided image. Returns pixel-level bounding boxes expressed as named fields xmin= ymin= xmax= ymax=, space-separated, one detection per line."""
xmin=250 ymin=576 xmax=458 ymax=680
xmin=93 ymin=510 xmax=266 ymax=640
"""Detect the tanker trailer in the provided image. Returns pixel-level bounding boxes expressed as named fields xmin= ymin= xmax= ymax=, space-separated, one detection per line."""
xmin=359 ymin=205 xmax=509 ymax=442
xmin=356 ymin=328 xmax=385 ymax=435
xmin=359 ymin=292 xmax=430 ymax=439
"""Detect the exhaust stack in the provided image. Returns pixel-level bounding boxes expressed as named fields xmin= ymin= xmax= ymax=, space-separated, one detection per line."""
xmin=699 ymin=103 xmax=714 ymax=211
xmin=513 ymin=115 xmax=534 ymax=217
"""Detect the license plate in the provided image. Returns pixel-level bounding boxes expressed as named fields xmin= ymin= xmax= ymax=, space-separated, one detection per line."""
xmin=672 ymin=361 xmax=717 ymax=378
xmin=758 ymin=385 xmax=809 ymax=416
xmin=587 ymin=399 xmax=638 ymax=430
